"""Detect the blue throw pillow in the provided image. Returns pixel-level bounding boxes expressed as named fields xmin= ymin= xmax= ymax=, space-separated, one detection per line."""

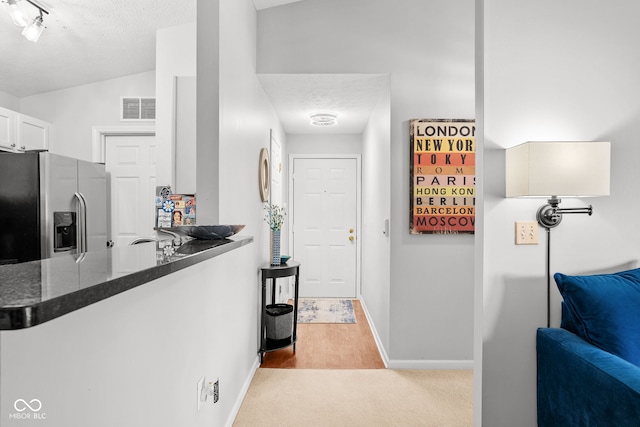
xmin=555 ymin=268 xmax=640 ymax=367
xmin=560 ymin=302 xmax=578 ymax=334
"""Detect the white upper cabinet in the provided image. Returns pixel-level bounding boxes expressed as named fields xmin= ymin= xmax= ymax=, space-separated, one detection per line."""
xmin=0 ymin=107 xmax=49 ymax=153
xmin=0 ymin=107 xmax=17 ymax=152
xmin=16 ymin=113 xmax=49 ymax=152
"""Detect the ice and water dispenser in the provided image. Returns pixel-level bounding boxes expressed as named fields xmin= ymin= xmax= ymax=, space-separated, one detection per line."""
xmin=53 ymin=212 xmax=76 ymax=252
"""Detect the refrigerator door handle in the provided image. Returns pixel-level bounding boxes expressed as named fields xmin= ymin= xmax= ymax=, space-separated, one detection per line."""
xmin=74 ymin=192 xmax=88 ymax=253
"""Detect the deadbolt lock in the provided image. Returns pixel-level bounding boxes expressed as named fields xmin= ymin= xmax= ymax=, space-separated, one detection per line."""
xmin=349 ymin=228 xmax=354 ymax=233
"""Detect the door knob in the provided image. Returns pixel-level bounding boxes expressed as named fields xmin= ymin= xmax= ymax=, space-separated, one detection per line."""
xmin=349 ymin=236 xmax=355 ymax=242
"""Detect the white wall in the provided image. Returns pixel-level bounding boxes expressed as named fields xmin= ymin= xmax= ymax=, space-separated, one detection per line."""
xmin=199 ymin=0 xmax=287 ymax=423
xmin=175 ymin=76 xmax=198 ymax=194
xmin=217 ymin=0 xmax=286 ymax=260
xmin=0 ymin=91 xmax=19 ymax=111
xmin=0 ymin=245 xmax=254 ymax=427
xmin=362 ymin=81 xmax=391 ymax=356
xmin=287 ymin=134 xmax=362 ymax=155
xmin=18 ymin=71 xmax=156 ymax=161
xmin=478 ymin=1 xmax=640 ymax=425
xmin=257 ymin=0 xmax=475 ymax=364
xmin=156 ymin=23 xmax=197 ymax=190
xmin=196 ymin=1 xmax=220 ymax=225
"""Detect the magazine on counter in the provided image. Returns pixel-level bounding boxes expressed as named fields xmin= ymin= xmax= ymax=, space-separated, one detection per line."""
xmin=155 ymin=194 xmax=196 ymax=228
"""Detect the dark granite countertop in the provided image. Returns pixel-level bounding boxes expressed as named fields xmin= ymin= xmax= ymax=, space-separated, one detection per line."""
xmin=0 ymin=236 xmax=253 ymax=330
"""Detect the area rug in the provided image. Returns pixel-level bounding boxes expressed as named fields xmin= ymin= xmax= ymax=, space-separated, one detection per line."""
xmin=297 ymin=299 xmax=356 ymax=324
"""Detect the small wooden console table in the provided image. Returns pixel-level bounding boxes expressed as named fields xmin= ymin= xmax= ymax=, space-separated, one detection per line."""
xmin=259 ymin=261 xmax=300 ymax=363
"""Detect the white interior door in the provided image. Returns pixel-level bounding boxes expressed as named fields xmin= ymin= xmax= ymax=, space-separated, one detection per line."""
xmin=292 ymin=157 xmax=358 ymax=298
xmin=105 ymin=135 xmax=157 ymax=247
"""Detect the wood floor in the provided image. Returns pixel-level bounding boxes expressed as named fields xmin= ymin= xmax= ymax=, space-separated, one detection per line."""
xmin=260 ymin=299 xmax=385 ymax=369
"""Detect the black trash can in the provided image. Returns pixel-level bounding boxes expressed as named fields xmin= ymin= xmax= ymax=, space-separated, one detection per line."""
xmin=265 ymin=303 xmax=293 ymax=341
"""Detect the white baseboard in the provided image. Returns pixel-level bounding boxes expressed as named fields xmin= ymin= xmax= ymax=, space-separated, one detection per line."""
xmin=224 ymin=356 xmax=261 ymax=427
xmin=357 ymin=297 xmax=473 ymax=371
xmin=358 ymin=297 xmax=390 ymax=368
xmin=387 ymin=359 xmax=474 ymax=370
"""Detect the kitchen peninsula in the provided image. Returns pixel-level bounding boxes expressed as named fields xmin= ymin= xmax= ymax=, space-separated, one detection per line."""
xmin=0 ymin=236 xmax=253 ymax=330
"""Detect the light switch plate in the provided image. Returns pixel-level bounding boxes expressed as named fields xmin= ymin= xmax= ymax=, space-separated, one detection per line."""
xmin=515 ymin=221 xmax=539 ymax=245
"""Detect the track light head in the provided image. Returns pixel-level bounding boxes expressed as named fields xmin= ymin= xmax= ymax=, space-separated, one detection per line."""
xmin=22 ymin=12 xmax=44 ymax=42
xmin=6 ymin=0 xmax=30 ymax=27
xmin=4 ymin=0 xmax=48 ymax=42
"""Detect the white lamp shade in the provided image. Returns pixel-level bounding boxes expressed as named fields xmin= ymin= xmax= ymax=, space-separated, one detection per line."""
xmin=506 ymin=141 xmax=610 ymax=198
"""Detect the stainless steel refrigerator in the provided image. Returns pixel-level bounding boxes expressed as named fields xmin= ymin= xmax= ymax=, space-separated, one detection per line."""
xmin=0 ymin=151 xmax=107 ymax=263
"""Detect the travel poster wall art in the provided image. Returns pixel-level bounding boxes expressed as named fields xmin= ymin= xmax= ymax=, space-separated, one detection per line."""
xmin=410 ymin=119 xmax=476 ymax=234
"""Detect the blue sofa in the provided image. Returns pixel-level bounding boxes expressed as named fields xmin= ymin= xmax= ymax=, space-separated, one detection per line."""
xmin=537 ymin=268 xmax=640 ymax=426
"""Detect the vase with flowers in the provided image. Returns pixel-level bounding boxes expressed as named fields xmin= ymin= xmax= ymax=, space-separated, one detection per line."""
xmin=264 ymin=204 xmax=285 ymax=265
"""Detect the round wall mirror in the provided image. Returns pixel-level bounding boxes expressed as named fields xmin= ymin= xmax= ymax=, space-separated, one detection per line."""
xmin=259 ymin=148 xmax=270 ymax=202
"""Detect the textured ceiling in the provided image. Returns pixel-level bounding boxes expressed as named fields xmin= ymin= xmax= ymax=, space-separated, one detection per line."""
xmin=2 ymin=0 xmax=385 ymax=136
xmin=258 ymin=74 xmax=389 ymax=134
xmin=0 ymin=0 xmax=196 ymax=98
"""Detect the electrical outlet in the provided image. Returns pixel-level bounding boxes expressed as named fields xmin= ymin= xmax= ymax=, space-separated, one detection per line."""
xmin=197 ymin=376 xmax=205 ymax=411
xmin=213 ymin=378 xmax=219 ymax=403
xmin=515 ymin=221 xmax=539 ymax=245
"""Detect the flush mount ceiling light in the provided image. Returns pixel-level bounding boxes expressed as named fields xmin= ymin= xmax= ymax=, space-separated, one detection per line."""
xmin=3 ymin=0 xmax=48 ymax=42
xmin=310 ymin=113 xmax=338 ymax=126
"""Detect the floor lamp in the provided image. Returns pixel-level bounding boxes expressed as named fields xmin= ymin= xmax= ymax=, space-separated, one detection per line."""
xmin=506 ymin=141 xmax=611 ymax=327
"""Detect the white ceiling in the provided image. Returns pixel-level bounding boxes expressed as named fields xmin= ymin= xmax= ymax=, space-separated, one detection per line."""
xmin=258 ymin=74 xmax=388 ymax=134
xmin=1 ymin=0 xmax=385 ymax=135
xmin=0 ymin=0 xmax=197 ymax=98
xmin=253 ymin=1 xmax=388 ymax=135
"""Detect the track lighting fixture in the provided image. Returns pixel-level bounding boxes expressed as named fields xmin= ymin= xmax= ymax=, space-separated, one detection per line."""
xmin=3 ymin=0 xmax=48 ymax=42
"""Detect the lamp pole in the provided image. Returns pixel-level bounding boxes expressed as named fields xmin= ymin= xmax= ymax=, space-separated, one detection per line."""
xmin=546 ymin=227 xmax=551 ymax=328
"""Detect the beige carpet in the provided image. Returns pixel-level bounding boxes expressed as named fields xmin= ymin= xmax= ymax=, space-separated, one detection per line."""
xmin=233 ymin=369 xmax=473 ymax=427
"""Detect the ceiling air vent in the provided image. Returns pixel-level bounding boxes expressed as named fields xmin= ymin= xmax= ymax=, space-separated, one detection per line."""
xmin=121 ymin=97 xmax=156 ymax=121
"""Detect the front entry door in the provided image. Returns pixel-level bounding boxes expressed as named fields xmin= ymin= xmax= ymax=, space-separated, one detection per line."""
xmin=292 ymin=157 xmax=358 ymax=298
